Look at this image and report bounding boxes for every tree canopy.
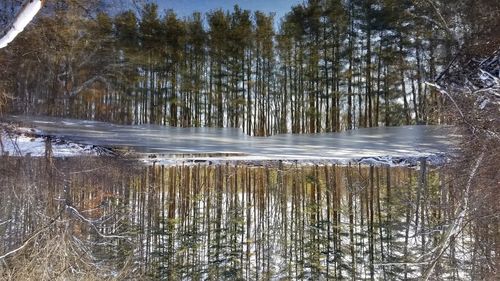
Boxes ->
[0,0,498,135]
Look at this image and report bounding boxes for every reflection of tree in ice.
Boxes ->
[0,158,492,279]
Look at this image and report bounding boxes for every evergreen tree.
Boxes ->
[1,0,492,134]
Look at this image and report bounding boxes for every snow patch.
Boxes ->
[0,129,98,157]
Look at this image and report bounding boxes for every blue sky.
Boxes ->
[155,0,302,21]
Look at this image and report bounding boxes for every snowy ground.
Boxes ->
[1,115,458,166]
[0,124,98,157]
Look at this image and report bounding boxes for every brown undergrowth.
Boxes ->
[427,48,500,280]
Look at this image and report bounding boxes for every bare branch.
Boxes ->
[426,82,465,119]
[423,0,451,34]
[65,205,132,241]
[69,75,111,97]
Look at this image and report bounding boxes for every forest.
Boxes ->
[0,0,496,135]
[0,0,499,280]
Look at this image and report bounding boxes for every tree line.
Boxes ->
[0,0,496,135]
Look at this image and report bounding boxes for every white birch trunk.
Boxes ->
[0,0,43,49]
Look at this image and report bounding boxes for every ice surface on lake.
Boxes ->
[2,115,457,163]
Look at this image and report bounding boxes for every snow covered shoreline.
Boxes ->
[0,124,100,157]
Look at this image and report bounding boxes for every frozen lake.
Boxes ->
[2,115,457,163]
